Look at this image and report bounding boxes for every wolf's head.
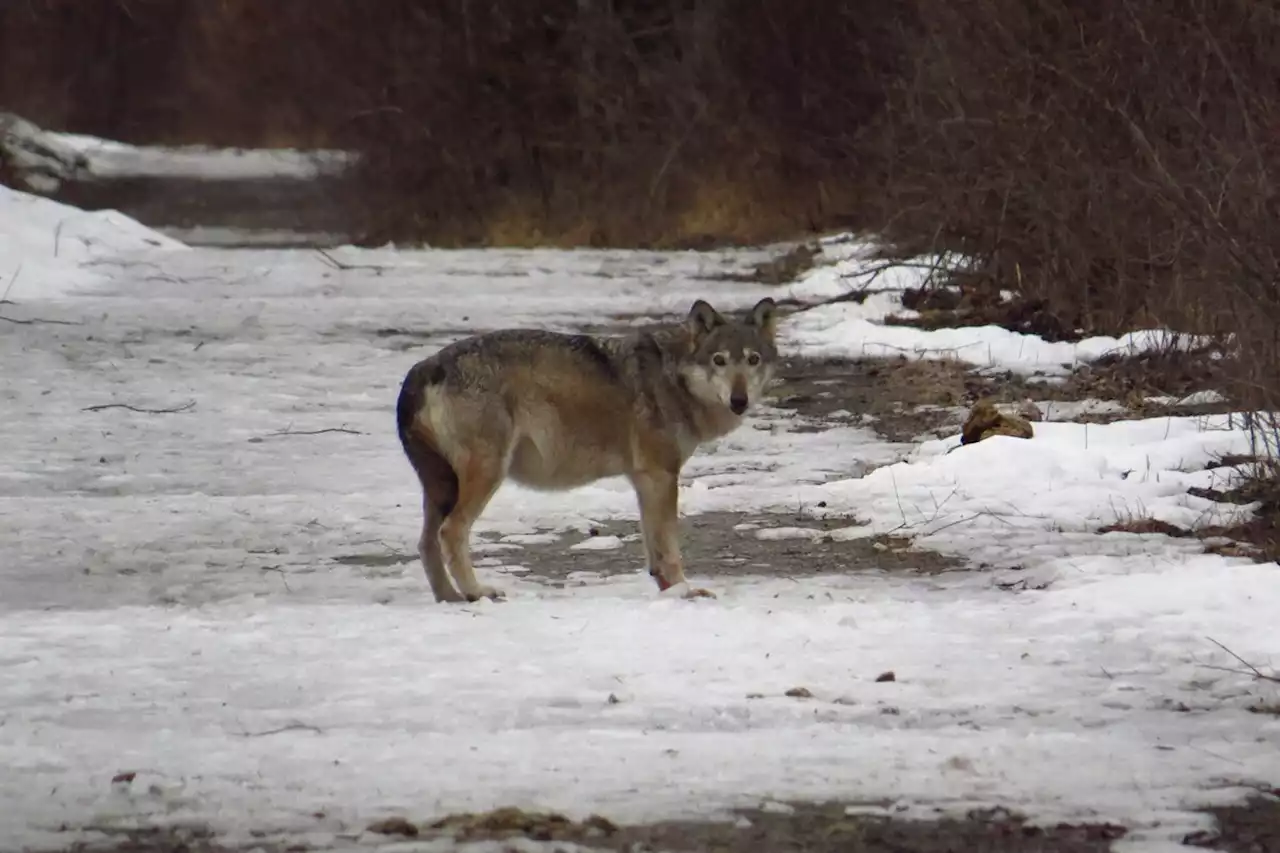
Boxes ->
[680,297,778,417]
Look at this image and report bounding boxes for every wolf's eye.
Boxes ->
[712,353,728,367]
[746,352,761,366]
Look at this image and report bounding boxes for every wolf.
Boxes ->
[395,297,779,603]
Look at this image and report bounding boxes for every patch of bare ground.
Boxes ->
[710,241,823,285]
[1188,470,1280,564]
[773,344,1234,447]
[888,284,1083,343]
[334,514,960,587]
[772,356,977,442]
[1057,347,1234,420]
[356,803,1129,853]
[486,511,960,586]
[1183,790,1280,853]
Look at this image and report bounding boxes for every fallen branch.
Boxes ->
[82,401,196,414]
[258,426,365,438]
[315,248,386,273]
[238,722,323,738]
[2,261,21,302]
[0,314,82,326]
[1205,637,1280,683]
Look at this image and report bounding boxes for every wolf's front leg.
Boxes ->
[631,469,716,600]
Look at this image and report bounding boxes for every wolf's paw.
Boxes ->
[464,584,505,602]
[659,581,717,600]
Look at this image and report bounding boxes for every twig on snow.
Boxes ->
[315,248,386,273]
[257,426,366,439]
[238,722,323,738]
[82,401,196,414]
[0,314,82,326]
[2,261,21,303]
[1205,637,1280,683]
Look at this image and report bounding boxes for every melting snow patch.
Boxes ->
[754,526,826,541]
[570,535,625,551]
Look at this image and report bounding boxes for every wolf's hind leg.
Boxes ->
[438,452,507,602]
[421,495,464,603]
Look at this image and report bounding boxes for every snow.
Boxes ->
[1,209,1277,852]
[0,112,91,192]
[50,130,354,180]
[783,298,1208,375]
[780,247,1213,374]
[0,184,185,300]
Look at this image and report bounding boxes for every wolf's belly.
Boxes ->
[506,429,630,491]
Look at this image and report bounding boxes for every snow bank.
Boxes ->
[780,239,1212,374]
[783,299,1205,374]
[52,130,354,181]
[0,184,185,300]
[0,112,90,192]
[800,414,1262,572]
[2,112,353,185]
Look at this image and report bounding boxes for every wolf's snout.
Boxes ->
[729,393,748,415]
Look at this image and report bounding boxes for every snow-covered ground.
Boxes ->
[1,188,1277,852]
[783,238,1216,375]
[2,112,351,189]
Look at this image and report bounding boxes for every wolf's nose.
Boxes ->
[729,393,748,415]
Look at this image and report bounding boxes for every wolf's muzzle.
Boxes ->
[729,393,748,415]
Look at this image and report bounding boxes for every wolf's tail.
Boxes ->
[396,362,459,517]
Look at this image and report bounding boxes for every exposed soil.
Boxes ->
[771,346,1236,446]
[1183,791,1280,852]
[502,512,961,583]
[45,795,1280,853]
[771,356,974,442]
[45,803,1133,852]
[335,511,961,588]
[358,803,1130,853]
[1190,474,1280,564]
[890,284,1082,343]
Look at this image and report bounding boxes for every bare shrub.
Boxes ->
[862,0,1279,337]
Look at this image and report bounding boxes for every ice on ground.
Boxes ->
[0,215,1276,852]
[0,184,186,300]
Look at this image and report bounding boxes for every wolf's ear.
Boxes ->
[686,300,725,338]
[749,297,778,340]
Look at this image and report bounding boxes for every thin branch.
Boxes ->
[258,426,365,438]
[1206,637,1280,683]
[315,248,386,273]
[0,314,82,326]
[82,401,196,414]
[237,722,323,738]
[1,262,21,303]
